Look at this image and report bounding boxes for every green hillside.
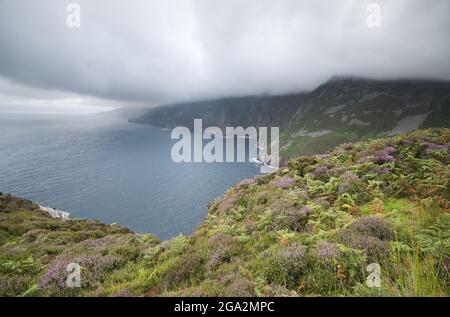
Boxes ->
[131,77,450,161]
[1,128,449,297]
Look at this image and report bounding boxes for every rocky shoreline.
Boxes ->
[38,205,71,220]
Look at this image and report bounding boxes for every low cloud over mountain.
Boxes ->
[0,0,450,108]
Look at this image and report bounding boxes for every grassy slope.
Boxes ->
[0,128,449,297]
[280,96,436,159]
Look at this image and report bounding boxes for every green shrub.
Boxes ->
[338,216,393,259]
[263,243,306,288]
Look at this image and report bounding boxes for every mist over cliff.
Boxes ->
[131,77,450,159]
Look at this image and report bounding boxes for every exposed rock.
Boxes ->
[39,206,71,220]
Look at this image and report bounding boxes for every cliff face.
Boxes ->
[131,77,450,159]
[131,93,308,131]
[1,128,449,297]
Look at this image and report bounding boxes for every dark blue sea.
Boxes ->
[0,112,259,239]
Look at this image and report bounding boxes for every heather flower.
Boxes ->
[207,252,223,269]
[357,152,374,164]
[225,278,255,297]
[337,171,359,195]
[347,216,393,240]
[0,275,30,297]
[280,204,311,232]
[280,243,306,262]
[419,140,450,162]
[337,171,374,203]
[314,198,331,209]
[373,152,395,164]
[313,165,331,181]
[340,171,359,181]
[221,272,255,297]
[315,242,340,261]
[215,194,238,215]
[423,142,447,150]
[275,175,295,189]
[268,243,307,287]
[373,147,396,164]
[383,146,396,155]
[338,216,393,258]
[236,178,255,189]
[299,205,312,216]
[39,255,118,292]
[162,252,203,288]
[207,233,238,269]
[314,165,329,174]
[375,167,392,175]
[39,259,69,291]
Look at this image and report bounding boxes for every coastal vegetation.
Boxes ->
[0,128,449,297]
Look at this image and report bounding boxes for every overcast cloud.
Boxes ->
[0,0,449,109]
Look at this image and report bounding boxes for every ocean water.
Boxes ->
[0,112,259,239]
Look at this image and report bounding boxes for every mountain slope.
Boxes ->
[131,93,308,131]
[131,77,450,160]
[1,128,449,297]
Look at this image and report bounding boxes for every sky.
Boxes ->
[0,0,449,111]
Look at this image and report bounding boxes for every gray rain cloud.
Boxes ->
[0,0,450,107]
